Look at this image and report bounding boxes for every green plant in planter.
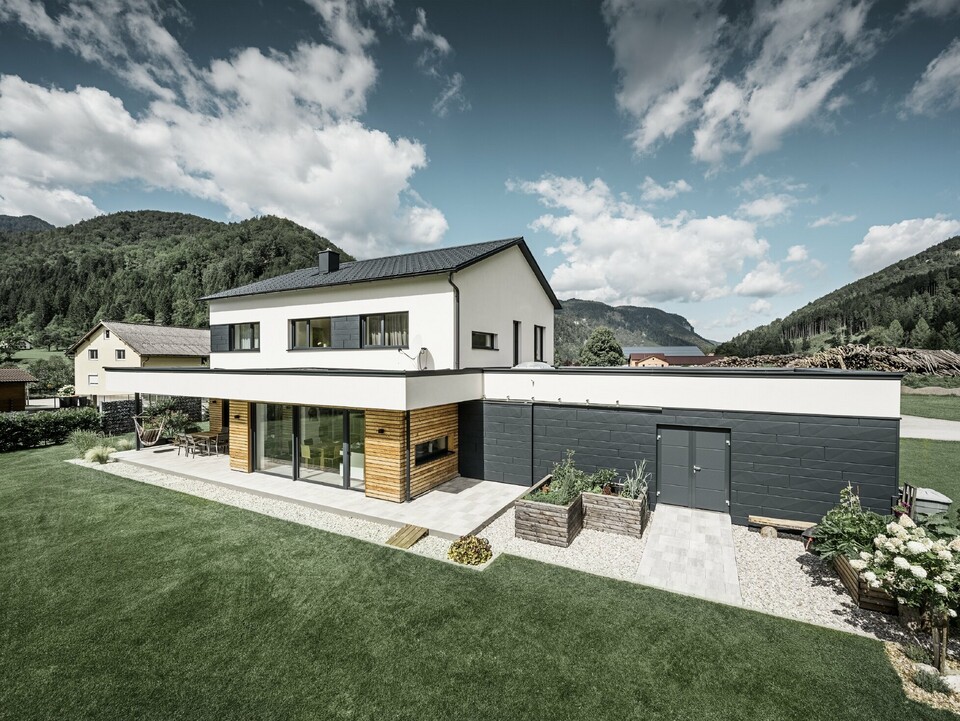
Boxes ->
[621,459,651,500]
[585,467,619,494]
[527,450,587,506]
[813,484,889,562]
[448,535,493,565]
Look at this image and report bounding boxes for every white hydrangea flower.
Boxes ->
[860,551,873,561]
[899,514,916,528]
[849,559,867,570]
[874,551,886,563]
[869,580,882,589]
[910,566,928,579]
[938,550,952,561]
[950,609,957,618]
[942,572,954,582]
[906,541,926,555]
[887,522,902,536]
[935,583,948,595]
[948,537,960,552]
[894,556,911,570]
[864,571,878,583]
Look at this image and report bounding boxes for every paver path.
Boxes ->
[900,414,960,442]
[635,504,742,605]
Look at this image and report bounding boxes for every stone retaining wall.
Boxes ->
[582,492,649,538]
[514,474,583,548]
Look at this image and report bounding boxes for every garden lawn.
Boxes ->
[901,394,960,422]
[1,446,952,721]
[901,437,960,502]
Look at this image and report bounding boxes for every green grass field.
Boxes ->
[901,394,960,422]
[0,444,951,721]
[901,437,960,502]
[11,348,66,363]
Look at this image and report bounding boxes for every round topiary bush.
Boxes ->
[84,446,117,464]
[447,535,493,566]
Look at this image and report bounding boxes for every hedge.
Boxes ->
[0,408,101,453]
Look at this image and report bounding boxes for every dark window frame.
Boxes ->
[289,316,334,350]
[115,349,126,360]
[534,325,546,363]
[414,435,451,466]
[361,312,409,349]
[228,322,261,352]
[88,349,98,360]
[472,331,498,351]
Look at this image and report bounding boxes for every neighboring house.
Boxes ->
[105,236,901,526]
[0,368,37,412]
[629,353,721,367]
[68,321,209,403]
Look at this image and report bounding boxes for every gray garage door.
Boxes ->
[658,427,730,513]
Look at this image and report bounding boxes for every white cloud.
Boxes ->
[904,0,960,18]
[850,215,960,274]
[509,174,774,305]
[602,0,726,154]
[0,0,449,256]
[737,194,796,222]
[0,175,101,225]
[810,212,857,228]
[903,38,960,117]
[733,260,800,297]
[409,7,468,117]
[639,176,692,202]
[749,299,772,314]
[785,245,808,262]
[603,0,877,166]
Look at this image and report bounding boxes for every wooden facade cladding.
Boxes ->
[0,383,27,412]
[228,400,252,472]
[364,409,406,502]
[209,399,223,434]
[409,403,459,499]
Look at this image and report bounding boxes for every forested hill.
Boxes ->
[555,298,714,365]
[717,235,960,357]
[0,214,54,233]
[0,211,350,345]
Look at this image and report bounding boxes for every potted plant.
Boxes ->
[581,460,652,538]
[514,450,588,547]
[855,513,960,671]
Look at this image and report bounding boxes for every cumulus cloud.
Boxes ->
[603,0,878,166]
[811,212,857,228]
[850,215,960,274]
[0,175,101,225]
[508,174,780,305]
[903,0,960,18]
[785,245,808,262]
[737,194,796,222]
[749,299,772,314]
[733,260,800,297]
[902,38,960,117]
[410,7,468,117]
[639,176,692,202]
[0,0,449,255]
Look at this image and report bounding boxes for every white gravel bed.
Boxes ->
[733,525,960,649]
[476,508,648,582]
[67,459,454,563]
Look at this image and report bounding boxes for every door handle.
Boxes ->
[693,465,702,472]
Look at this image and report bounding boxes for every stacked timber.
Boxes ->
[706,344,960,376]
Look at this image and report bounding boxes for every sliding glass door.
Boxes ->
[254,403,365,489]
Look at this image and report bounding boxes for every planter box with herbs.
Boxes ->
[581,461,652,539]
[514,473,583,548]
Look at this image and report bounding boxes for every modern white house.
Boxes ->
[105,236,902,526]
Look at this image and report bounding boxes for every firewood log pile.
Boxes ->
[705,344,960,375]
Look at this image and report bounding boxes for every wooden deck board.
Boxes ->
[386,524,428,549]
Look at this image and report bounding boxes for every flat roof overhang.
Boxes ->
[103,367,485,411]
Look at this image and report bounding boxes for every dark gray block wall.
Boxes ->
[331,315,361,349]
[209,324,230,353]
[458,400,899,526]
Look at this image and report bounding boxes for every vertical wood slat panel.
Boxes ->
[228,400,252,472]
[364,409,406,502]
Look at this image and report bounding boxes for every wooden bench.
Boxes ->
[747,515,816,533]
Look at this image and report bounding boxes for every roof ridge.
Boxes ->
[341,236,521,266]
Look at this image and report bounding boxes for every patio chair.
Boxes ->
[173,433,189,456]
[184,435,205,458]
[206,431,229,456]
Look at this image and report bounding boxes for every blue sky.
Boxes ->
[0,0,958,339]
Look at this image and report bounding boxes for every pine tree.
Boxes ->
[888,319,905,347]
[578,326,625,367]
[942,321,960,352]
[910,318,932,349]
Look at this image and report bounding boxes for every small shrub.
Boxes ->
[84,446,117,464]
[108,437,134,452]
[448,535,493,565]
[914,668,951,694]
[69,429,104,457]
[903,642,932,665]
[0,407,101,453]
[621,459,651,500]
[527,450,587,505]
[813,484,889,561]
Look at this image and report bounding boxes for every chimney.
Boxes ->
[318,250,340,274]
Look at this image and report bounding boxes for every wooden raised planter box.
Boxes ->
[582,491,650,538]
[834,554,897,615]
[514,474,583,548]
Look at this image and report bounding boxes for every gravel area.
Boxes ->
[476,508,649,581]
[68,459,455,563]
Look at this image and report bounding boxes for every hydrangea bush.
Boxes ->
[853,513,960,619]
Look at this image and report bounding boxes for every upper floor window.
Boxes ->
[88,349,98,360]
[362,312,408,348]
[115,349,126,360]
[291,317,332,349]
[534,325,546,363]
[104,329,110,339]
[472,331,498,350]
[229,322,260,351]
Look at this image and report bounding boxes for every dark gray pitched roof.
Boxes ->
[0,368,37,383]
[201,237,562,308]
[68,322,210,357]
